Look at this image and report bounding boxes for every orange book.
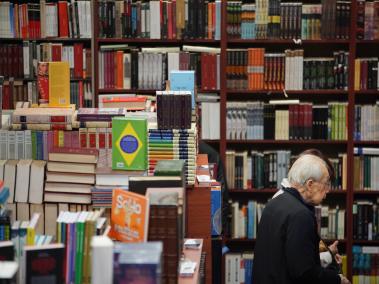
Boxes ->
[208,3,213,39]
[58,1,69,38]
[109,189,149,243]
[116,51,124,89]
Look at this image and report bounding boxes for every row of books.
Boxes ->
[354,148,379,191]
[227,0,351,40]
[226,102,348,141]
[200,101,220,140]
[353,201,379,240]
[315,205,346,240]
[226,150,347,191]
[148,125,197,185]
[352,246,379,282]
[98,45,220,91]
[225,252,254,284]
[354,58,379,91]
[98,0,221,40]
[0,0,92,39]
[22,41,92,79]
[230,200,265,239]
[354,104,379,141]
[2,80,93,110]
[226,49,349,91]
[356,0,379,40]
[226,150,290,190]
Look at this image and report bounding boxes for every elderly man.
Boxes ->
[253,154,350,284]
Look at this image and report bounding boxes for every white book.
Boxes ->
[15,160,32,203]
[44,203,58,238]
[86,1,92,38]
[4,160,18,203]
[24,130,32,159]
[123,53,131,89]
[15,131,25,159]
[7,131,16,159]
[91,236,114,284]
[23,41,30,78]
[183,45,221,54]
[149,1,161,39]
[30,204,44,235]
[0,160,6,180]
[0,130,8,160]
[167,52,180,76]
[28,160,46,204]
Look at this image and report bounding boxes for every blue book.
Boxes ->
[169,71,195,109]
[247,201,254,239]
[215,1,221,40]
[211,185,222,236]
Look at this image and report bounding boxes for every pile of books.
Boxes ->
[148,123,197,185]
[45,148,98,205]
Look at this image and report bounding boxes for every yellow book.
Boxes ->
[352,275,359,284]
[26,213,41,245]
[49,61,70,107]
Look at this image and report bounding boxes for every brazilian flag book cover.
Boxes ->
[112,117,148,170]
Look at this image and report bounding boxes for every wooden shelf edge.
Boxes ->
[98,89,219,94]
[0,37,91,42]
[353,240,379,245]
[227,39,350,44]
[353,190,379,195]
[226,90,348,95]
[96,38,220,44]
[226,140,348,145]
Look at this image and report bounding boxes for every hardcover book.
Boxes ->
[112,117,147,170]
[49,62,70,107]
[24,244,64,284]
[170,70,196,109]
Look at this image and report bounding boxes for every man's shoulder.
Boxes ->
[268,191,311,215]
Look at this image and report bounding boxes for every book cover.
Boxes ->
[37,62,49,105]
[49,62,70,107]
[24,244,64,284]
[109,189,149,243]
[112,117,147,170]
[170,70,195,109]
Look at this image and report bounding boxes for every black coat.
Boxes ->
[252,188,341,284]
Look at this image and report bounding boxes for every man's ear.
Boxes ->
[305,179,313,190]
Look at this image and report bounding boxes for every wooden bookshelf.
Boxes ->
[96,38,220,44]
[225,140,348,145]
[227,39,350,45]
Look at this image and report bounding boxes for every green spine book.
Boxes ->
[112,117,148,170]
[154,160,185,177]
[31,131,37,160]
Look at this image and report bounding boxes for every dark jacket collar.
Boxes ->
[282,187,315,214]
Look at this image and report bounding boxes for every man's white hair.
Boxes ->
[288,154,327,186]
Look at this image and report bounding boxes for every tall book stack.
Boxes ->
[45,148,98,205]
[148,123,197,185]
[147,187,184,283]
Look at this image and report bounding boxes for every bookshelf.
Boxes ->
[0,2,94,109]
[1,0,379,283]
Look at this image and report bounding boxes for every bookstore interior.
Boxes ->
[1,0,379,283]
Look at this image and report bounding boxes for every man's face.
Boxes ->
[305,167,331,205]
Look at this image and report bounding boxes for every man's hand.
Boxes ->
[339,275,351,284]
[329,240,339,255]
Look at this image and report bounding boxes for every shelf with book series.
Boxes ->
[0,38,91,43]
[229,189,347,195]
[226,238,348,244]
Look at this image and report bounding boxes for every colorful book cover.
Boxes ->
[170,70,195,109]
[112,117,147,170]
[37,62,49,105]
[109,189,149,243]
[49,62,70,107]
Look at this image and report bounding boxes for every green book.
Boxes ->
[154,160,185,177]
[31,131,37,160]
[112,117,148,170]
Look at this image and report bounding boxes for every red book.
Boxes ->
[53,130,59,147]
[209,53,217,90]
[74,43,83,78]
[172,0,177,39]
[201,53,209,90]
[2,85,10,110]
[49,147,99,156]
[58,1,69,38]
[98,130,106,149]
[37,62,49,104]
[64,131,72,148]
[71,131,80,148]
[288,104,294,139]
[167,1,173,39]
[51,44,62,62]
[79,129,87,148]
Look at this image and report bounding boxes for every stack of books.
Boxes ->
[45,148,98,205]
[148,123,197,185]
